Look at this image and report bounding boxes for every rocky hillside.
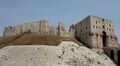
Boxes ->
[0,33,80,48]
[0,41,116,66]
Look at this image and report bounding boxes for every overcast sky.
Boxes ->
[0,0,120,43]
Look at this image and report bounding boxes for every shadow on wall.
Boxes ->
[75,36,92,49]
[102,31,107,47]
[103,48,120,66]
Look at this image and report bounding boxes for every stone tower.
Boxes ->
[39,20,49,35]
[58,22,65,36]
[75,15,118,48]
[3,26,15,37]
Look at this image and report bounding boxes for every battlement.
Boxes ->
[3,20,71,37]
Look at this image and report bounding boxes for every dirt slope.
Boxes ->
[0,33,80,48]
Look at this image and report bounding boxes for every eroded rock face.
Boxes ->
[0,42,116,66]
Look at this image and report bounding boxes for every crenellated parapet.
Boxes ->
[3,20,70,37]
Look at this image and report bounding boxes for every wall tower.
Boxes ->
[75,15,118,48]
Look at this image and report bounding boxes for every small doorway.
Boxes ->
[117,50,120,66]
[102,31,107,47]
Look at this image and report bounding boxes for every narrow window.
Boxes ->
[102,19,105,22]
[111,36,113,39]
[96,21,97,24]
[93,25,95,28]
[96,26,98,29]
[103,25,105,29]
[86,26,88,30]
[99,27,101,29]
[96,34,99,36]
[107,28,108,30]
[109,24,111,27]
[109,29,111,31]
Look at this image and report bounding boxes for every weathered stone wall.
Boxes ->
[39,21,50,35]
[3,26,15,37]
[75,15,118,48]
[15,22,40,35]
[49,26,58,36]
[58,22,66,36]
[75,16,91,47]
[3,20,69,37]
[90,16,118,48]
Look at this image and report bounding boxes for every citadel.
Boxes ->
[3,15,120,64]
[3,15,118,48]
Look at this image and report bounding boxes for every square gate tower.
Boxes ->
[75,15,118,48]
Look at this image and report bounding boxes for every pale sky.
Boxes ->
[0,0,120,43]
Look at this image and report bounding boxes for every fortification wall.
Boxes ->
[3,21,71,37]
[90,16,118,48]
[3,26,15,37]
[49,26,58,36]
[15,22,41,35]
[75,15,118,48]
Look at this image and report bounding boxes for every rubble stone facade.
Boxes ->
[75,15,118,48]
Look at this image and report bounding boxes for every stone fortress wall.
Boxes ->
[3,15,119,49]
[74,15,118,48]
[3,20,71,37]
